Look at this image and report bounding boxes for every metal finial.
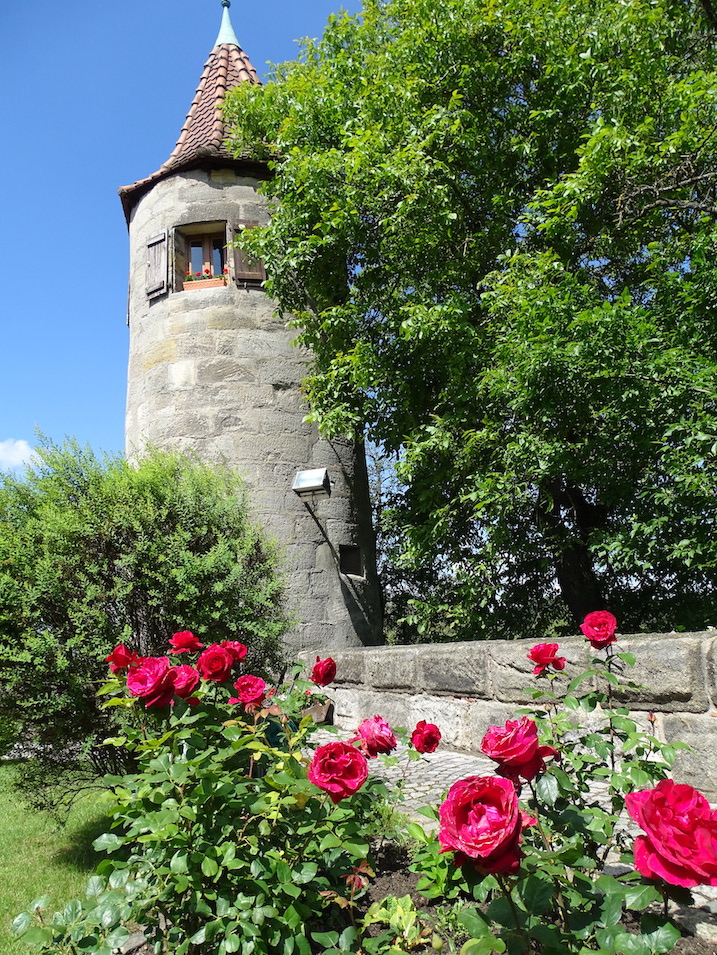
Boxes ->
[215,0,240,45]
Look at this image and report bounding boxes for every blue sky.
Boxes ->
[0,0,359,469]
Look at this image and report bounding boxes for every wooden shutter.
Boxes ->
[232,222,266,284]
[146,231,168,297]
[171,228,187,292]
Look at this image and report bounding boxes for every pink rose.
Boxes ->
[169,631,204,653]
[308,741,369,803]
[527,643,566,675]
[106,643,142,674]
[580,610,618,649]
[311,656,337,686]
[229,674,267,711]
[220,640,248,662]
[197,644,235,682]
[353,715,397,758]
[411,720,442,754]
[481,717,558,782]
[626,780,717,888]
[126,656,176,708]
[172,665,200,700]
[439,775,535,875]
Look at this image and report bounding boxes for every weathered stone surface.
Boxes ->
[417,643,490,698]
[488,636,589,704]
[664,712,717,801]
[616,634,708,712]
[364,647,418,690]
[706,635,717,707]
[332,687,410,730]
[405,695,473,750]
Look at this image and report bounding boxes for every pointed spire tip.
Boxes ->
[215,0,240,47]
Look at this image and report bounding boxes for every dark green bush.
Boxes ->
[0,438,290,804]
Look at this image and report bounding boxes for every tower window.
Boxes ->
[339,545,364,578]
[188,233,226,278]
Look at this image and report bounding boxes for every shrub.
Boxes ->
[0,438,289,805]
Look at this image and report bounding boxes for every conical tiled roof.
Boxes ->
[119,2,262,223]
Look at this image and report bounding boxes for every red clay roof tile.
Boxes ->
[119,38,260,223]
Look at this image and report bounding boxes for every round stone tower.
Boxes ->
[119,2,382,652]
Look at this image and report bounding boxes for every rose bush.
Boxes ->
[308,740,370,803]
[168,630,204,653]
[229,673,268,710]
[527,642,566,675]
[354,715,398,758]
[196,643,235,682]
[14,612,708,955]
[580,609,618,648]
[410,720,441,754]
[311,655,337,686]
[438,775,534,875]
[626,779,717,888]
[480,716,558,782]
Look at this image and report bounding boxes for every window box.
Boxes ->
[182,276,228,291]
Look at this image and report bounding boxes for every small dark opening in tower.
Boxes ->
[339,545,363,577]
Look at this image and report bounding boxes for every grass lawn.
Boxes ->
[0,762,113,954]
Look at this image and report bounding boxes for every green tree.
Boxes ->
[225,0,717,639]
[0,439,289,799]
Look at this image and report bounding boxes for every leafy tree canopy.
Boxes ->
[225,0,717,639]
[0,439,289,798]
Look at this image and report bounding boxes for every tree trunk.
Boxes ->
[536,480,606,626]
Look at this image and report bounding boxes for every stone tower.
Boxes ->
[119,1,382,652]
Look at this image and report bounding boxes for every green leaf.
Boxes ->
[518,875,554,915]
[93,832,123,853]
[10,912,32,937]
[624,883,662,910]
[202,856,220,878]
[535,772,559,805]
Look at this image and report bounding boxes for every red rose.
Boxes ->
[626,780,717,888]
[411,720,442,754]
[168,630,204,654]
[197,644,235,682]
[438,775,535,875]
[527,642,566,676]
[580,610,618,649]
[307,741,369,803]
[311,656,337,686]
[229,674,267,711]
[481,717,558,782]
[353,715,397,758]
[106,643,141,674]
[126,656,176,708]
[220,640,247,662]
[172,665,200,700]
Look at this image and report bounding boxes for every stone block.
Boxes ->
[417,643,490,698]
[616,634,708,712]
[706,635,717,707]
[663,712,717,801]
[330,650,368,685]
[489,637,588,704]
[364,647,418,690]
[406,694,472,750]
[466,701,523,753]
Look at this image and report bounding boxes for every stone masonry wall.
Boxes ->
[304,632,717,800]
[125,168,382,651]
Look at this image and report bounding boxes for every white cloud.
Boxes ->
[0,438,36,469]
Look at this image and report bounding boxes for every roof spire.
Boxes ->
[215,0,240,47]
